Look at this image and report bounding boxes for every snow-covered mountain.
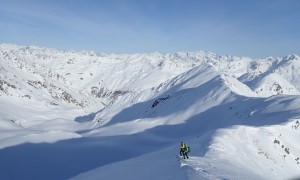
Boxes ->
[0,44,300,180]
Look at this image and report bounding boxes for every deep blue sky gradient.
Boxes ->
[0,0,300,58]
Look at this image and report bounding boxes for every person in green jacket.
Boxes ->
[179,142,190,159]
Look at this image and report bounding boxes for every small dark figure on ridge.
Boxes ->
[179,142,190,159]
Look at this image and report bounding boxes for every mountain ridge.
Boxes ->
[1,44,300,179]
[1,43,300,104]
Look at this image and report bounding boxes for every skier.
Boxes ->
[179,142,190,159]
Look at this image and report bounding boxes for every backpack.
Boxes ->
[184,145,190,153]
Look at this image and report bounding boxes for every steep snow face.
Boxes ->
[207,120,300,179]
[89,64,232,131]
[238,55,300,96]
[252,73,300,97]
[275,55,300,90]
[1,44,300,180]
[72,65,300,180]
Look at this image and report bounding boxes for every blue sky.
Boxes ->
[0,0,300,58]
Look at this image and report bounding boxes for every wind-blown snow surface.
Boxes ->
[1,44,300,180]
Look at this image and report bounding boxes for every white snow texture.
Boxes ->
[0,44,300,180]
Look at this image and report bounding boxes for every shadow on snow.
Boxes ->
[1,82,300,180]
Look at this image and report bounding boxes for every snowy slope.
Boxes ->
[72,65,300,180]
[0,44,300,180]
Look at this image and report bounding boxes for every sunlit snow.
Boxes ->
[1,44,300,180]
